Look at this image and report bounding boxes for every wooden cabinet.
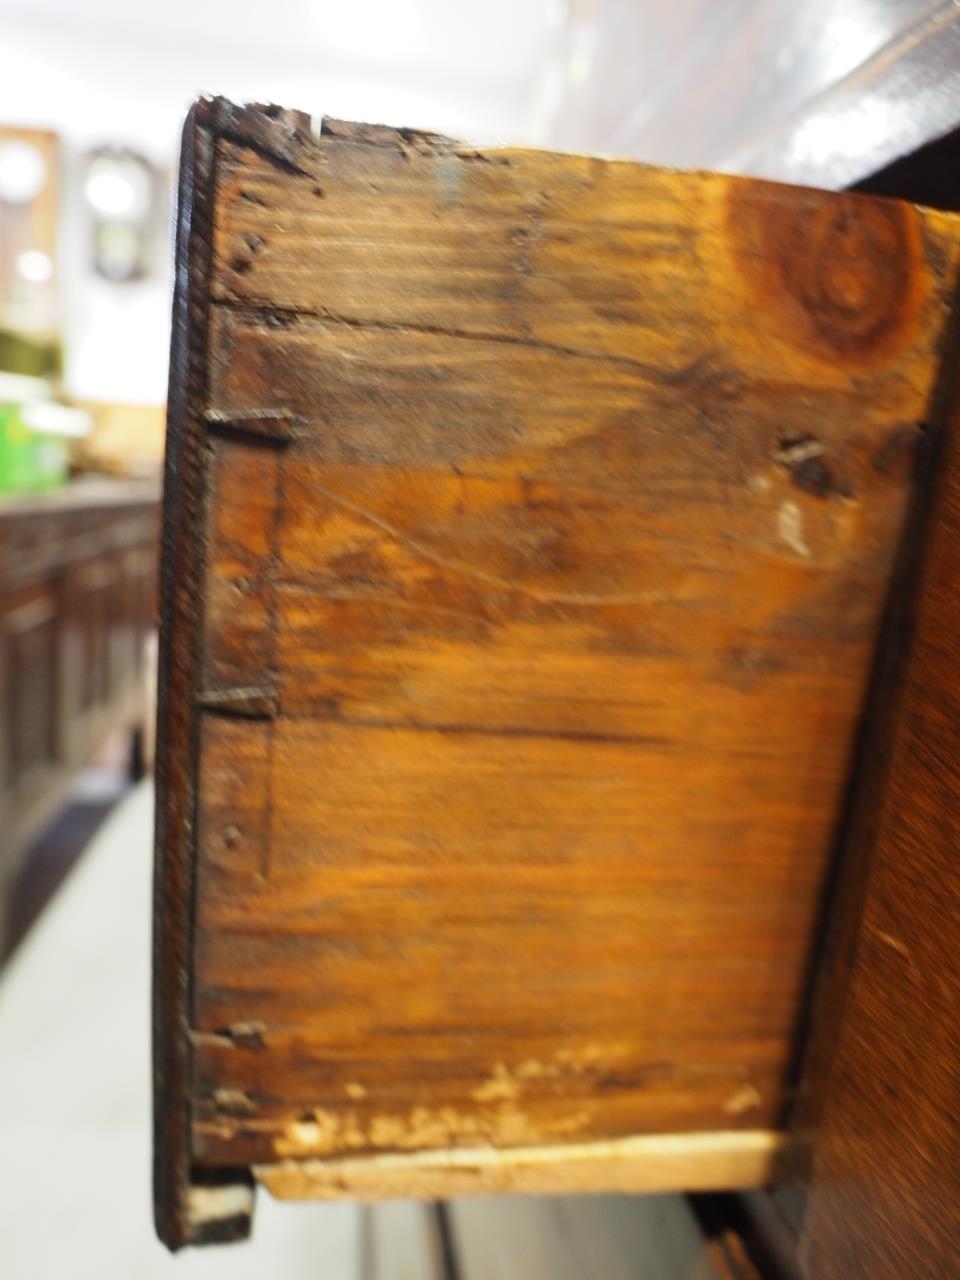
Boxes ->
[151,100,960,1262]
[0,481,158,942]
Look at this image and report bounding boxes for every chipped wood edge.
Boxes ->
[154,97,309,1253]
[152,97,217,1254]
[183,1172,256,1246]
[255,1129,785,1202]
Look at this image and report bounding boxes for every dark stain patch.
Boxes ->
[727,185,921,365]
[593,1062,677,1092]
[728,645,788,675]
[775,434,840,498]
[792,453,834,497]
[230,253,253,274]
[719,644,789,692]
[873,422,922,478]
[922,224,949,284]
[451,147,514,166]
[218,98,318,178]
[244,232,265,254]
[772,579,875,644]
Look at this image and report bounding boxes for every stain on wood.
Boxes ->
[153,98,960,1247]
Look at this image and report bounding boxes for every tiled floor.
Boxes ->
[0,780,361,1280]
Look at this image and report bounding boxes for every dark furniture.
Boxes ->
[0,479,158,953]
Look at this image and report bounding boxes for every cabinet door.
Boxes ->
[61,555,118,761]
[0,578,62,838]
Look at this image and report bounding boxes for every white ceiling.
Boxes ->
[0,0,571,157]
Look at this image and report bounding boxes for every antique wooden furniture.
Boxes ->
[1,479,157,953]
[154,99,960,1265]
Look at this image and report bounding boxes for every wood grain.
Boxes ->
[154,100,960,1241]
[796,266,960,1280]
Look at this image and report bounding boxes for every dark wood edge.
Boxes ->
[854,124,960,213]
[689,1192,805,1280]
[789,250,960,1276]
[151,97,227,1250]
[779,216,960,1201]
[152,96,316,1252]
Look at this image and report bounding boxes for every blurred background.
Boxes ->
[1,2,959,1277]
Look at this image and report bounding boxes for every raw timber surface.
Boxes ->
[154,101,960,1237]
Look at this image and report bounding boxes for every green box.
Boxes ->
[0,401,68,492]
[0,376,90,494]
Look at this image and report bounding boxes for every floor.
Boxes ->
[0,774,735,1280]
[1,762,129,966]
[0,780,361,1280]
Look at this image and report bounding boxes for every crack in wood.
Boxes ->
[209,295,726,387]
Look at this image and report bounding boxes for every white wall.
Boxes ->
[0,0,571,404]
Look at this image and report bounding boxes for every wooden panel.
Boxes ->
[74,558,116,713]
[795,274,960,1277]
[153,100,960,1246]
[1,581,60,794]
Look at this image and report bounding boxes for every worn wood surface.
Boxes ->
[795,273,960,1280]
[154,99,960,1245]
[153,99,231,1250]
[256,1131,783,1202]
